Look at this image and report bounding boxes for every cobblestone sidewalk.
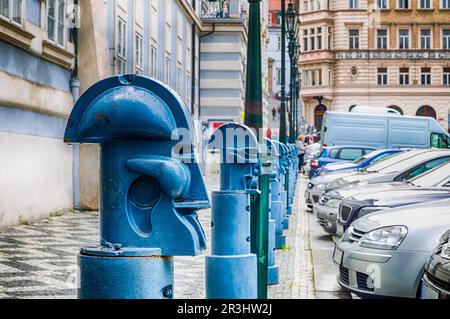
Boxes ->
[0,174,316,299]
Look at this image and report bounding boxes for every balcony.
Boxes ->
[299,10,333,25]
[334,50,450,60]
[201,0,247,21]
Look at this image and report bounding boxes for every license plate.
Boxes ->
[336,224,344,236]
[333,247,344,265]
[420,280,440,299]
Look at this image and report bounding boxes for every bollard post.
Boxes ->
[64,75,209,299]
[206,123,259,299]
[264,139,280,285]
[271,140,288,249]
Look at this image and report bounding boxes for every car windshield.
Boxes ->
[409,162,450,187]
[379,152,443,174]
[365,151,422,172]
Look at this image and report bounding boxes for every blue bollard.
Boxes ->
[264,139,280,285]
[271,140,288,248]
[64,75,209,299]
[206,123,258,299]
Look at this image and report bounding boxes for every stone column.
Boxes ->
[77,0,111,210]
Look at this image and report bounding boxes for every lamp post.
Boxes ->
[279,0,287,144]
[286,2,298,143]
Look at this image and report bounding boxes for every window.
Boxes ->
[377,68,388,85]
[419,0,432,9]
[338,148,364,161]
[150,45,157,78]
[277,36,282,50]
[420,29,431,49]
[377,29,388,49]
[303,29,308,51]
[47,0,66,46]
[399,67,409,85]
[317,27,322,50]
[443,29,450,49]
[349,0,359,9]
[442,0,450,9]
[398,157,450,180]
[377,0,388,9]
[0,0,23,25]
[443,67,450,85]
[398,0,410,9]
[177,66,183,95]
[388,105,404,115]
[275,11,282,25]
[135,33,143,74]
[431,134,450,149]
[310,28,315,51]
[164,56,171,84]
[276,68,281,84]
[421,67,431,85]
[349,29,359,49]
[303,1,308,12]
[417,105,437,118]
[186,73,192,105]
[328,26,332,49]
[117,17,127,74]
[399,29,409,49]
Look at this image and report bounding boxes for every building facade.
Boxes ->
[299,0,450,131]
[0,0,77,226]
[267,0,292,132]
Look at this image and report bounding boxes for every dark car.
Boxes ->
[421,230,450,299]
[336,187,450,236]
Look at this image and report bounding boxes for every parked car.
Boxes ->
[305,149,423,211]
[317,161,450,235]
[421,229,450,299]
[321,111,450,149]
[327,149,450,191]
[316,149,403,176]
[334,198,450,299]
[302,143,321,177]
[308,146,376,178]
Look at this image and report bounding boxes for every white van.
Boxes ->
[321,111,450,149]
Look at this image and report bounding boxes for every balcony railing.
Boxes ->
[335,50,450,60]
[201,0,247,20]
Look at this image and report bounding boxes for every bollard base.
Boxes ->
[283,217,289,230]
[78,248,173,299]
[206,254,257,299]
[268,265,280,285]
[287,205,293,215]
[275,235,286,249]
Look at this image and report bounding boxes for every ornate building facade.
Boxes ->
[299,0,450,131]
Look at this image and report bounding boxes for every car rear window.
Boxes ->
[366,150,424,172]
[339,148,364,161]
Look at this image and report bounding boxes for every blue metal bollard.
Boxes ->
[271,140,288,248]
[206,123,258,299]
[64,75,209,299]
[264,138,280,285]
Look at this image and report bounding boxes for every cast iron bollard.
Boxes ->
[206,123,259,299]
[271,140,288,248]
[64,75,209,299]
[264,138,280,285]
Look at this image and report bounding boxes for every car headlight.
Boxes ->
[315,183,327,191]
[325,198,342,209]
[442,241,450,259]
[358,206,391,217]
[359,226,408,250]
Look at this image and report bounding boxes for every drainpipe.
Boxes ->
[70,0,80,210]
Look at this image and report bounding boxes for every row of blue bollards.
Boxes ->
[205,123,299,299]
[64,75,299,299]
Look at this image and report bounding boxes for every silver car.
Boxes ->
[334,198,450,298]
[318,161,450,236]
[306,149,427,212]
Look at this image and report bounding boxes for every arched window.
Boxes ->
[349,105,357,112]
[416,106,436,119]
[388,105,404,115]
[314,104,328,131]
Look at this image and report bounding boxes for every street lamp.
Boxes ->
[286,2,297,38]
